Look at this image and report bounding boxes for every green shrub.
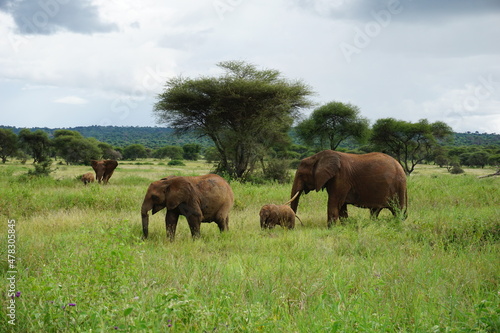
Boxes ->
[449,164,464,174]
[27,160,55,177]
[168,160,186,166]
[262,159,292,184]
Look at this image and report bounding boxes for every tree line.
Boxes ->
[1,123,498,179]
[0,128,204,172]
[152,61,499,178]
[1,61,499,180]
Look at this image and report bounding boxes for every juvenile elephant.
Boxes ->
[91,160,118,184]
[290,150,407,227]
[259,192,301,230]
[260,204,297,229]
[141,174,234,241]
[80,172,95,185]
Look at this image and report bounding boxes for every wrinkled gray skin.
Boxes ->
[259,204,296,229]
[141,174,234,241]
[290,150,407,227]
[91,160,118,184]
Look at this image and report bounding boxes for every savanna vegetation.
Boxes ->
[0,160,499,332]
[1,60,499,331]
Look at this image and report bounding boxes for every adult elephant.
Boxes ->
[91,160,118,184]
[290,150,407,227]
[141,174,234,241]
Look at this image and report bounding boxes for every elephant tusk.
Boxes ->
[283,191,300,206]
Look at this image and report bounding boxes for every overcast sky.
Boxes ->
[1,0,499,133]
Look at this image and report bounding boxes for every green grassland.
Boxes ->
[1,161,499,332]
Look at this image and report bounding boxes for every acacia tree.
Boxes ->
[123,144,148,160]
[0,128,18,163]
[53,130,101,164]
[370,118,453,175]
[296,101,370,150]
[18,129,51,163]
[154,61,313,179]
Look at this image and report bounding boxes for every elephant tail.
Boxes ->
[295,214,304,226]
[403,187,408,220]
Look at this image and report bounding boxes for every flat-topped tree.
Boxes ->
[153,60,313,180]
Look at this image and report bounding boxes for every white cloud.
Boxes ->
[0,0,498,132]
[54,96,88,105]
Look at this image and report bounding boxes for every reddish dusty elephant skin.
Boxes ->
[290,150,407,227]
[259,204,296,230]
[141,174,234,241]
[80,172,95,185]
[91,160,118,184]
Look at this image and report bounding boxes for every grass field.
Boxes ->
[1,160,499,332]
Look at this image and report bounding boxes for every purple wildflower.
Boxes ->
[68,303,76,307]
[15,291,21,297]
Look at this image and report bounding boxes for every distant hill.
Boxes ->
[453,132,500,146]
[0,125,213,149]
[1,125,499,149]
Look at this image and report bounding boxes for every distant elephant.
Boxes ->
[141,174,234,241]
[290,150,407,227]
[80,172,95,185]
[91,160,118,184]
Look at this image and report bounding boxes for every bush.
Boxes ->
[27,160,55,177]
[262,159,292,184]
[168,160,185,166]
[449,164,465,174]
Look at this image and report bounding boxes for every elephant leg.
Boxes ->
[187,216,201,239]
[327,210,337,228]
[327,193,346,228]
[370,208,382,219]
[165,210,179,241]
[216,216,229,232]
[339,204,348,219]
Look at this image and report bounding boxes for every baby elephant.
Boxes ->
[260,192,302,230]
[260,204,297,229]
[81,172,95,185]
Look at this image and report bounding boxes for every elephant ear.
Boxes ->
[164,178,198,211]
[313,151,341,191]
[104,160,118,171]
[91,160,99,171]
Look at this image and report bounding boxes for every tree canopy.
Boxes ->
[370,118,453,174]
[53,130,101,165]
[0,128,18,163]
[154,60,313,179]
[296,101,370,150]
[18,129,51,163]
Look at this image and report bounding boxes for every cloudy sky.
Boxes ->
[1,0,499,133]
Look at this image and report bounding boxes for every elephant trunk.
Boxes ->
[260,215,266,229]
[141,202,151,239]
[290,176,303,213]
